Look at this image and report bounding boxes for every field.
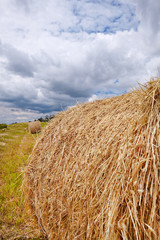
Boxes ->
[0,122,47,239]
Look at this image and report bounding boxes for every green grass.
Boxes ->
[0,122,48,239]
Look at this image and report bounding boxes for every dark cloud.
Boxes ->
[15,0,31,13]
[7,61,34,77]
[0,43,35,77]
[51,81,92,98]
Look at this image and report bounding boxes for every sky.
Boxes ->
[0,0,160,124]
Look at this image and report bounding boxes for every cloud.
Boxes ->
[0,104,53,124]
[0,43,35,77]
[70,0,138,33]
[0,0,160,123]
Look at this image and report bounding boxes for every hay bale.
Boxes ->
[28,121,41,134]
[24,79,160,240]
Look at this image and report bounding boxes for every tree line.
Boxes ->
[37,114,55,122]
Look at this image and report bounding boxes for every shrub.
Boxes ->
[0,123,7,129]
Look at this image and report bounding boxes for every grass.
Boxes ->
[0,122,48,239]
[0,124,7,130]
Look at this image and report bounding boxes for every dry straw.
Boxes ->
[24,79,160,240]
[28,120,41,134]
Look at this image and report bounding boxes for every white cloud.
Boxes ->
[0,0,160,123]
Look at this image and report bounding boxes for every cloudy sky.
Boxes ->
[0,0,160,124]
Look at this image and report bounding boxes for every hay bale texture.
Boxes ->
[28,120,41,134]
[24,79,160,240]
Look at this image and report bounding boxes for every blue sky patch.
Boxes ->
[70,0,139,34]
[114,79,119,84]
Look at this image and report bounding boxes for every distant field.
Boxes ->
[0,122,47,239]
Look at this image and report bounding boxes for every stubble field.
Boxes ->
[0,122,47,240]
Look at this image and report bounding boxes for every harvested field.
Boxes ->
[24,79,160,240]
[0,133,8,136]
[0,122,48,239]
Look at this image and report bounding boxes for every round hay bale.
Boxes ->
[28,121,41,134]
[24,79,160,240]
